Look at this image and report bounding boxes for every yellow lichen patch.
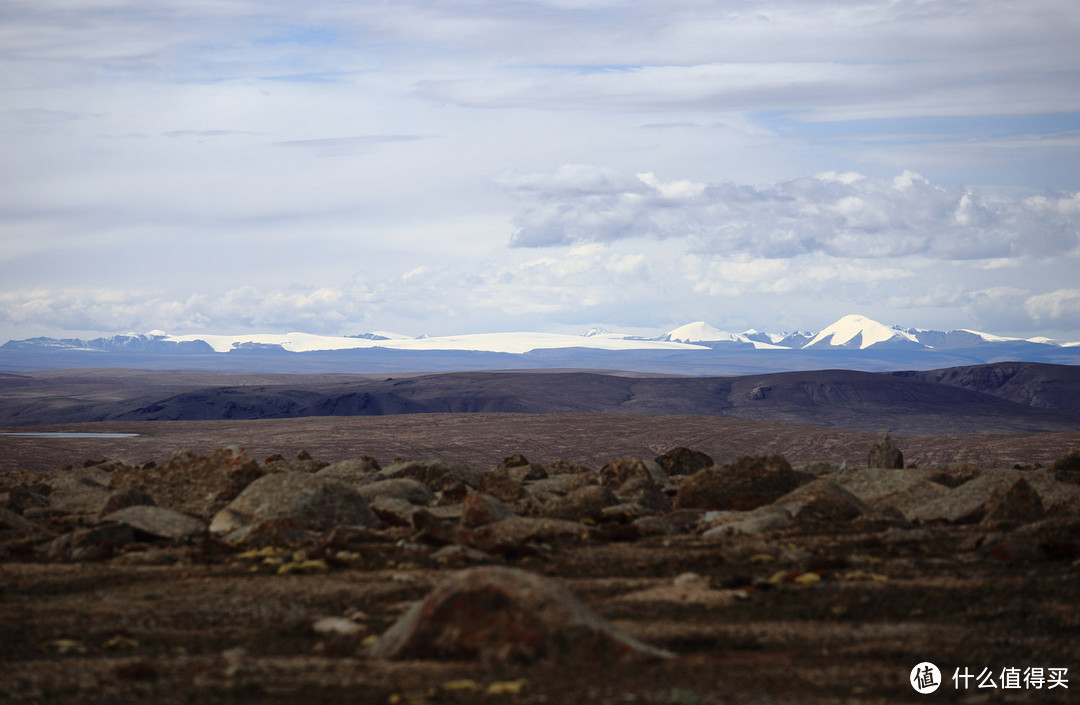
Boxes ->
[486,679,528,695]
[277,559,329,575]
[749,553,775,563]
[103,635,139,650]
[794,572,822,585]
[441,679,484,692]
[237,546,287,560]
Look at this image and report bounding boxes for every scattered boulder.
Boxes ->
[46,524,135,562]
[219,518,316,548]
[316,456,382,485]
[102,505,207,542]
[655,447,714,477]
[1051,448,1080,471]
[982,477,1045,526]
[545,459,592,476]
[379,460,482,491]
[465,517,588,554]
[1,485,48,515]
[477,466,531,504]
[494,454,548,482]
[771,479,869,522]
[97,487,155,521]
[209,473,379,538]
[368,566,672,663]
[675,454,811,511]
[110,447,264,520]
[702,508,793,538]
[543,485,618,522]
[599,458,670,492]
[0,507,46,536]
[612,477,671,514]
[1052,448,1080,485]
[906,470,1033,525]
[46,466,114,514]
[354,479,436,507]
[830,466,947,519]
[461,492,517,528]
[868,431,904,469]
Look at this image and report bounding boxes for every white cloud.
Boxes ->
[1026,288,1080,324]
[504,166,1080,261]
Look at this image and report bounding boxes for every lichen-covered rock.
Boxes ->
[495,454,548,482]
[46,466,115,514]
[982,477,1044,526]
[354,478,436,506]
[465,517,588,554]
[379,460,481,491]
[316,456,382,485]
[542,485,618,521]
[209,473,378,536]
[477,466,530,504]
[110,447,264,520]
[97,486,155,521]
[545,459,592,476]
[45,524,135,561]
[599,457,670,492]
[368,566,672,663]
[461,492,518,528]
[655,447,714,477]
[102,505,207,542]
[868,431,904,469]
[771,478,869,522]
[674,454,811,511]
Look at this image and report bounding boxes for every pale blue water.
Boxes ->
[0,432,141,438]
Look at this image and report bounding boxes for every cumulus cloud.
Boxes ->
[1026,288,1080,325]
[504,166,1080,261]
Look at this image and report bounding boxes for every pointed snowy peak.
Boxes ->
[661,321,745,344]
[582,327,612,337]
[805,315,923,350]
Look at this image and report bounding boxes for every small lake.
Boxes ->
[0,432,142,439]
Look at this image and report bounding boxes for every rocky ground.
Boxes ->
[2,434,1080,704]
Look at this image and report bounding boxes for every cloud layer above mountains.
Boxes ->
[1,0,1079,341]
[505,167,1080,261]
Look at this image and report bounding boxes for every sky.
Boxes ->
[2,0,1079,343]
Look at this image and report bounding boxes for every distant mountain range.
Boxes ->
[2,314,1077,374]
[2,362,1079,435]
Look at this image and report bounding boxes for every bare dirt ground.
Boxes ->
[2,416,1079,704]
[3,413,1079,474]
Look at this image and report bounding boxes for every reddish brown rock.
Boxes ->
[868,431,904,469]
[982,477,1045,526]
[772,478,869,522]
[542,485,618,521]
[655,447,714,476]
[110,447,264,520]
[368,566,672,663]
[599,457,669,491]
[461,492,517,528]
[675,454,811,511]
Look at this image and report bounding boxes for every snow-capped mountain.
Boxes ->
[658,322,786,350]
[2,315,1077,374]
[804,314,922,350]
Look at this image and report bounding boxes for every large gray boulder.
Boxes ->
[209,473,378,536]
[675,454,811,511]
